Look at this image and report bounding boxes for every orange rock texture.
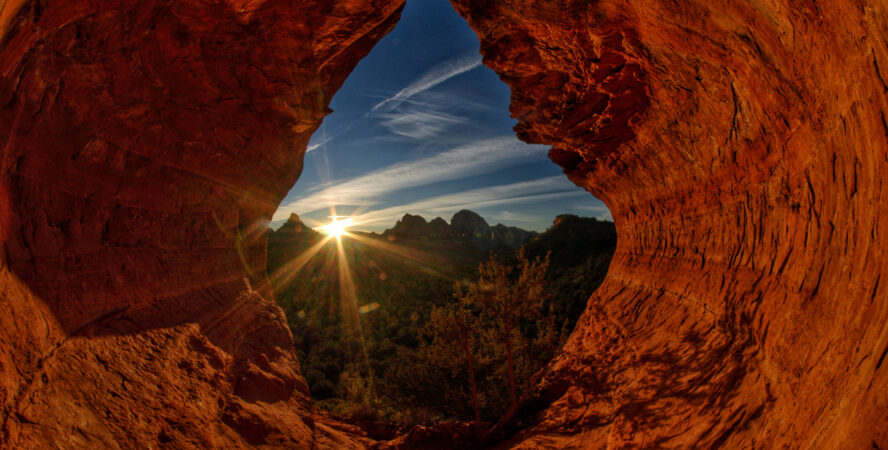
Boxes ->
[1,0,887,448]
[0,0,403,446]
[452,0,888,447]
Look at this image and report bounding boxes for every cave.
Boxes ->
[264,0,616,436]
[1,0,887,448]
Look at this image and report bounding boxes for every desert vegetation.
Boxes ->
[266,212,616,438]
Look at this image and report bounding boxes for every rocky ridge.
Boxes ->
[382,209,537,250]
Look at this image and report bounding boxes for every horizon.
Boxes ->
[271,0,611,233]
[276,208,613,234]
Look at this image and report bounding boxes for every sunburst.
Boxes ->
[317,216,353,238]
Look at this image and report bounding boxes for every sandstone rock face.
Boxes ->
[451,0,888,447]
[1,0,887,448]
[0,0,403,447]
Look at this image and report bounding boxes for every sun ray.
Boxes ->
[347,233,454,278]
[267,235,333,290]
[318,216,353,239]
[271,211,459,402]
[335,234,375,395]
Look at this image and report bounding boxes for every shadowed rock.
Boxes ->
[0,0,886,447]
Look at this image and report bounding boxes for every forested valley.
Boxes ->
[266,210,616,438]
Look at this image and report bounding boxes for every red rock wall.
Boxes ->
[0,0,403,447]
[2,0,887,448]
[451,0,888,447]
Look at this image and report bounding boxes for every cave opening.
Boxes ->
[266,0,616,439]
[3,0,887,446]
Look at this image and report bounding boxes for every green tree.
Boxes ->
[462,248,550,411]
[423,302,483,431]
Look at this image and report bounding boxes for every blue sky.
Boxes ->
[272,0,610,232]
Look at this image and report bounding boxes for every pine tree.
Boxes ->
[458,248,550,412]
[423,300,483,431]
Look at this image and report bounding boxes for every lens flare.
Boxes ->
[358,302,380,314]
[318,217,353,238]
[271,202,460,405]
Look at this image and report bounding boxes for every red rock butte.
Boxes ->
[0,0,886,447]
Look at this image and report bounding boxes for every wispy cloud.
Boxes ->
[349,176,589,226]
[306,136,332,153]
[370,53,483,114]
[373,90,491,140]
[399,90,492,113]
[273,136,546,221]
[304,55,486,152]
[305,120,362,153]
[377,109,467,139]
[489,211,541,224]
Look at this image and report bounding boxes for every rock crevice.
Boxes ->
[452,0,888,447]
[0,0,403,447]
[1,0,887,447]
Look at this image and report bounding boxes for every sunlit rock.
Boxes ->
[0,0,403,446]
[452,0,888,447]
[1,0,886,447]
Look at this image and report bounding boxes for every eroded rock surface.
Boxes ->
[1,0,887,448]
[451,0,888,447]
[0,0,403,447]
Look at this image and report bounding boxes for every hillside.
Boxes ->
[265,211,616,434]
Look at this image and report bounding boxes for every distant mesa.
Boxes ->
[428,217,451,238]
[450,209,488,239]
[387,213,434,239]
[552,213,579,227]
[384,209,537,250]
[269,210,613,254]
[278,213,318,236]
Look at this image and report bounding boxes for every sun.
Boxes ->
[318,217,353,238]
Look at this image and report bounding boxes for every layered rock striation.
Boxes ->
[451,0,888,447]
[0,0,886,448]
[0,0,403,447]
